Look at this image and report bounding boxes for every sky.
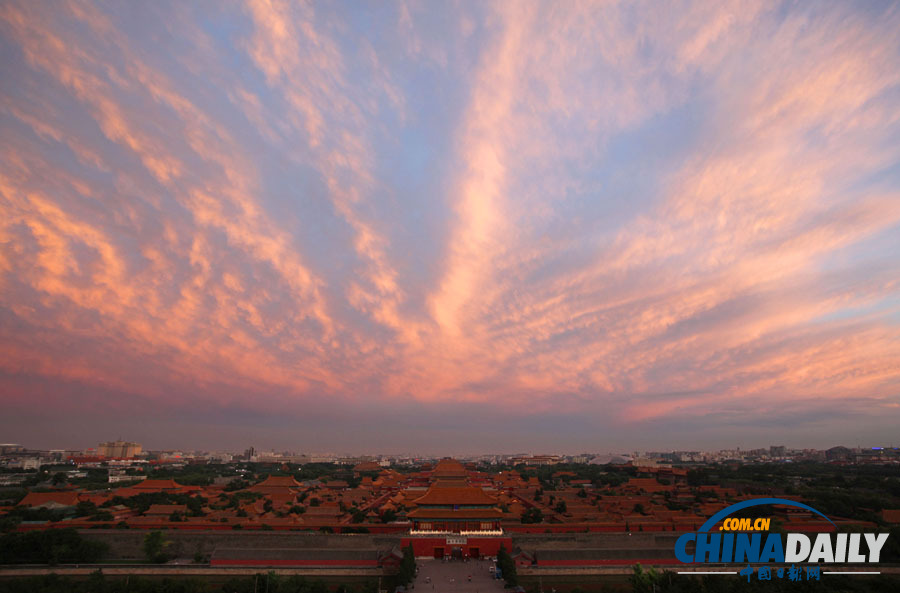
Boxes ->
[1,0,900,455]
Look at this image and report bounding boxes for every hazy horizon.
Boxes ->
[2,1,900,452]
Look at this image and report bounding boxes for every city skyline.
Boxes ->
[2,1,900,452]
[3,433,899,460]
[4,436,898,460]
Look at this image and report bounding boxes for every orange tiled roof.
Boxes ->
[19,491,80,507]
[354,462,381,472]
[412,486,497,506]
[145,504,188,515]
[82,493,112,505]
[304,506,344,517]
[881,509,900,524]
[432,458,467,477]
[625,478,670,493]
[132,479,184,491]
[251,475,302,489]
[408,507,503,519]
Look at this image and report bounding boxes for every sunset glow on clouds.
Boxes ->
[2,0,899,452]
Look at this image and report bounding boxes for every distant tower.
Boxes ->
[98,440,142,458]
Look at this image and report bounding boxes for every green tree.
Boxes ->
[90,510,113,522]
[397,543,416,586]
[142,530,170,563]
[883,527,900,562]
[630,564,662,593]
[75,500,97,516]
[520,507,543,524]
[496,545,518,587]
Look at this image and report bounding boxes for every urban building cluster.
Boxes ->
[4,441,899,473]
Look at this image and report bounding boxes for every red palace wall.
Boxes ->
[401,536,513,559]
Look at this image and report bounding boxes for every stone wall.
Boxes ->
[510,531,682,550]
[79,530,403,561]
[80,529,684,562]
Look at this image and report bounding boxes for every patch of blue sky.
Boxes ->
[812,295,900,325]
[533,95,710,247]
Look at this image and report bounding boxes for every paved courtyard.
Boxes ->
[411,557,508,593]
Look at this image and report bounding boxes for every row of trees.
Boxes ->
[103,491,207,517]
[512,463,636,490]
[686,462,900,526]
[0,528,108,564]
[0,571,381,593]
[630,563,900,593]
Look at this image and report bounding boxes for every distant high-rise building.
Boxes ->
[825,446,851,462]
[98,440,142,458]
[0,444,24,455]
[243,446,255,460]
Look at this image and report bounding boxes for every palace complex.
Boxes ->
[3,457,890,565]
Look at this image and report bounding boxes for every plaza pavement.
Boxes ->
[410,557,509,593]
